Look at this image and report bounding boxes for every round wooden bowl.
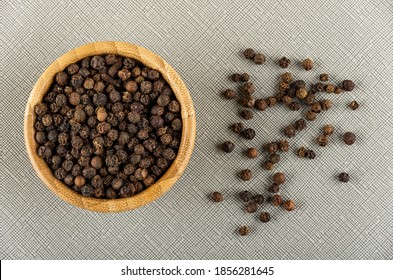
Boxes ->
[24,41,196,212]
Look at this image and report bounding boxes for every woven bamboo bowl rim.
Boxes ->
[24,41,196,212]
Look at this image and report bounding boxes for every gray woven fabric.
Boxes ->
[1,0,393,260]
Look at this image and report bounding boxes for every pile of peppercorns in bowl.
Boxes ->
[215,48,358,236]
[25,42,196,212]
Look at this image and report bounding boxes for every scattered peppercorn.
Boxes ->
[269,154,280,164]
[253,194,264,204]
[231,122,244,133]
[278,139,289,152]
[243,82,256,95]
[284,124,296,138]
[343,132,356,145]
[323,124,334,136]
[253,53,266,64]
[223,89,237,99]
[294,119,307,131]
[212,191,224,202]
[342,80,355,91]
[302,58,313,71]
[283,200,295,211]
[240,169,252,181]
[305,110,317,121]
[263,161,275,170]
[246,202,258,213]
[317,135,329,147]
[239,226,250,236]
[241,96,256,108]
[273,172,286,185]
[271,194,283,206]
[259,212,271,222]
[349,101,359,110]
[240,109,254,120]
[281,72,293,83]
[268,183,280,193]
[241,128,255,140]
[338,172,350,182]
[319,74,329,81]
[244,48,256,59]
[246,148,258,158]
[231,73,241,82]
[239,191,253,202]
[241,73,250,82]
[305,150,316,159]
[296,88,308,99]
[320,99,333,110]
[325,84,336,93]
[222,141,235,153]
[255,99,268,111]
[278,57,291,68]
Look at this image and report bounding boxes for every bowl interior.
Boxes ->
[24,41,196,212]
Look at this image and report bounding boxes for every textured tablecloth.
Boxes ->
[1,0,393,260]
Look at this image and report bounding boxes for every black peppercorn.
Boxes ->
[343,132,356,145]
[240,169,252,181]
[278,57,291,68]
[259,212,271,223]
[212,191,223,202]
[338,172,350,182]
[241,128,255,140]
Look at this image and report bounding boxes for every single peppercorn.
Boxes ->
[338,172,350,182]
[240,169,252,181]
[349,101,359,110]
[273,172,286,185]
[305,110,317,121]
[342,80,355,91]
[246,202,258,213]
[283,200,295,211]
[284,124,296,138]
[302,58,313,71]
[294,119,307,131]
[239,191,253,202]
[334,87,343,94]
[319,74,329,81]
[231,73,241,82]
[305,93,316,105]
[263,161,275,170]
[239,226,250,236]
[281,72,293,83]
[241,96,256,108]
[271,194,283,206]
[246,148,258,158]
[305,150,316,159]
[266,96,277,107]
[310,102,322,113]
[244,48,256,59]
[325,84,336,93]
[222,89,237,99]
[343,132,356,145]
[212,191,224,202]
[296,88,307,99]
[243,82,256,95]
[231,122,244,133]
[222,141,235,153]
[269,154,281,163]
[259,212,271,223]
[278,139,289,152]
[278,57,291,68]
[255,99,268,111]
[317,135,329,147]
[241,128,255,140]
[320,99,333,110]
[282,95,292,105]
[268,183,280,193]
[323,124,334,136]
[288,102,301,111]
[253,194,264,204]
[297,147,306,158]
[266,142,278,155]
[241,73,250,82]
[253,53,266,64]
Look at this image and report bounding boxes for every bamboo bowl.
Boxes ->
[24,41,196,212]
